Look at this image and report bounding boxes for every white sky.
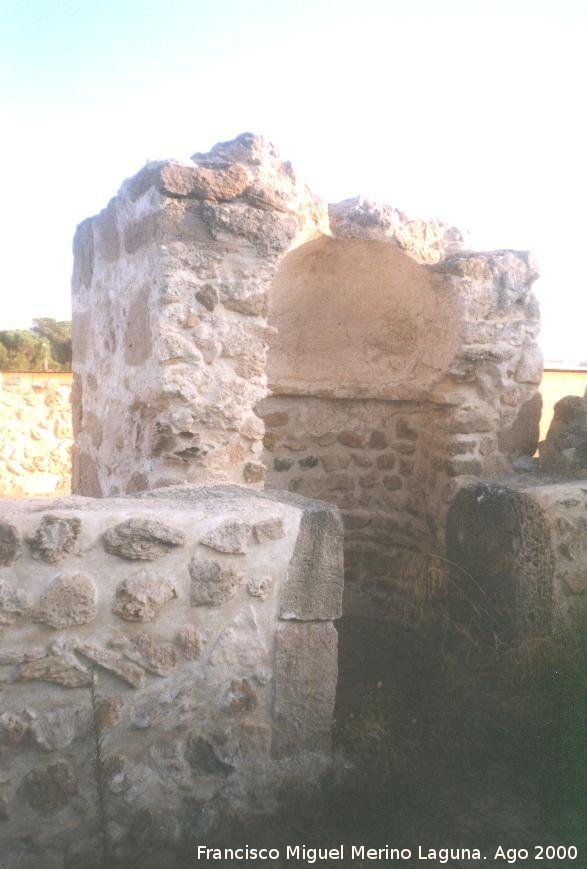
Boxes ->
[0,0,585,363]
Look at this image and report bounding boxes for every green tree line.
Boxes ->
[0,319,72,372]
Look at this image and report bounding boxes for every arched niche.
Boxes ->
[267,235,464,401]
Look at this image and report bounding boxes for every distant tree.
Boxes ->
[31,318,72,368]
[0,319,71,372]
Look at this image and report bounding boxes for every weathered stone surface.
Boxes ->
[76,642,147,688]
[21,762,78,814]
[207,606,267,679]
[0,522,22,566]
[28,515,81,563]
[540,394,587,476]
[446,483,555,642]
[109,633,178,676]
[185,736,234,775]
[175,624,202,660]
[35,571,97,629]
[200,520,250,554]
[0,647,45,665]
[272,621,338,757]
[189,558,244,606]
[0,579,29,625]
[498,393,542,458]
[252,517,285,543]
[0,485,344,858]
[0,711,29,746]
[103,519,186,560]
[328,196,469,263]
[246,575,273,599]
[279,502,343,621]
[243,461,266,484]
[112,572,177,621]
[19,654,90,689]
[29,706,89,752]
[515,343,543,384]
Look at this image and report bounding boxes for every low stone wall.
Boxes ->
[0,373,72,498]
[0,484,343,865]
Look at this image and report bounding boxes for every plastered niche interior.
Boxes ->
[267,236,463,400]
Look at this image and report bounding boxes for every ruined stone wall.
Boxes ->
[262,200,544,625]
[72,134,327,497]
[0,373,72,498]
[0,484,343,864]
[72,133,544,630]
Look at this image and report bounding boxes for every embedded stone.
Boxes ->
[369,430,388,449]
[337,430,365,448]
[19,654,90,689]
[252,517,285,543]
[195,284,219,311]
[383,475,403,490]
[207,607,267,678]
[29,706,88,752]
[394,441,417,455]
[225,678,258,714]
[0,522,22,566]
[95,696,124,730]
[0,793,8,821]
[35,571,97,629]
[273,457,293,471]
[540,394,587,476]
[246,575,273,600]
[0,647,45,665]
[325,473,353,490]
[21,762,78,815]
[103,519,186,560]
[261,411,289,428]
[199,520,250,554]
[298,455,319,469]
[112,572,177,621]
[243,462,266,483]
[396,419,418,440]
[108,632,178,676]
[76,642,147,688]
[28,515,81,563]
[0,579,29,625]
[0,711,29,746]
[376,453,396,470]
[189,559,244,606]
[272,622,338,757]
[515,344,544,384]
[185,736,234,775]
[176,624,203,660]
[278,502,343,621]
[240,415,265,440]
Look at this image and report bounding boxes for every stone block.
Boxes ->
[272,621,338,757]
[278,501,343,621]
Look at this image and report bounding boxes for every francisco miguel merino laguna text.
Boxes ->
[196,845,485,863]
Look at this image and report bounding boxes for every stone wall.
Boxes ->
[446,480,586,636]
[0,484,343,864]
[0,373,72,498]
[71,132,543,630]
[72,134,328,497]
[262,202,543,625]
